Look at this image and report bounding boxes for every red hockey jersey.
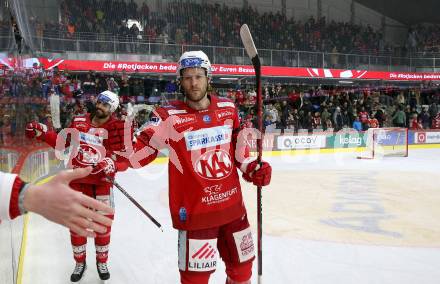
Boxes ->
[42,114,131,185]
[133,95,250,230]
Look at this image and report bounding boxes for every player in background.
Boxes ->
[25,90,132,283]
[130,51,272,284]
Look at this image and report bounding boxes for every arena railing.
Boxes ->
[31,36,440,72]
[0,27,16,52]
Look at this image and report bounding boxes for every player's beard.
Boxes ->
[95,108,110,119]
[184,86,208,103]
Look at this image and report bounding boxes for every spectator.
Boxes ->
[420,107,431,129]
[332,106,343,131]
[374,107,386,128]
[280,100,291,133]
[392,105,406,127]
[302,111,313,132]
[312,111,321,129]
[358,106,369,130]
[320,107,331,129]
[429,101,438,119]
[341,109,351,128]
[409,113,423,130]
[290,108,300,131]
[324,118,333,131]
[107,77,120,94]
[352,117,362,131]
[396,92,405,105]
[368,112,379,129]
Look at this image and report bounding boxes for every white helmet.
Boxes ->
[97,90,119,112]
[177,50,212,78]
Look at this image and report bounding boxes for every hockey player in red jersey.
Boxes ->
[130,51,272,284]
[25,90,131,282]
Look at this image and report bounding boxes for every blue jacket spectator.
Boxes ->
[353,117,362,131]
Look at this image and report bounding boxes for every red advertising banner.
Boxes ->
[37,58,258,75]
[2,57,440,81]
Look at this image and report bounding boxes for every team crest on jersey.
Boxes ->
[203,115,211,124]
[194,149,233,180]
[73,132,106,169]
[76,144,102,166]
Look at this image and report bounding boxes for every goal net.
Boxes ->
[357,128,408,159]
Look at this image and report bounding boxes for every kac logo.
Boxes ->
[77,144,102,166]
[194,149,232,180]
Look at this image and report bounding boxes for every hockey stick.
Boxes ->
[240,24,263,283]
[108,177,163,231]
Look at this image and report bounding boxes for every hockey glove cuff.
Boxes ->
[25,122,48,140]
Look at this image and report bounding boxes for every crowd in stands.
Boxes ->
[168,2,389,55]
[33,0,390,57]
[1,65,440,146]
[229,82,440,133]
[407,24,440,54]
[2,0,440,60]
[38,0,167,43]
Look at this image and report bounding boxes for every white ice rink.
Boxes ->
[21,148,440,284]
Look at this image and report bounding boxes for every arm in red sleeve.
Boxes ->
[9,176,26,219]
[130,129,159,168]
[40,130,59,148]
